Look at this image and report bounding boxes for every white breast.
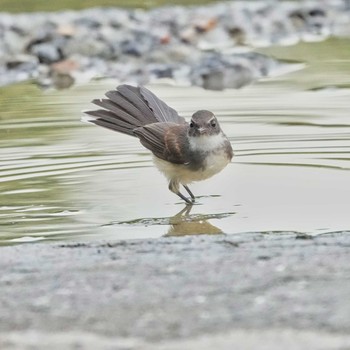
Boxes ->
[202,149,231,179]
[188,133,226,152]
[153,147,231,185]
[153,132,231,185]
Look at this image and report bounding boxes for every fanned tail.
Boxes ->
[83,84,185,136]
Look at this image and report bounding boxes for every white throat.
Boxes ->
[188,132,226,152]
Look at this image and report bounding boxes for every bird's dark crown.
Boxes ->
[188,110,221,137]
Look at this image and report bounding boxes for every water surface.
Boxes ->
[1,39,350,244]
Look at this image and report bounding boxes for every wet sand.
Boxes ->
[1,232,350,349]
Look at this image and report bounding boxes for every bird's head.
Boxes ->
[188,110,221,137]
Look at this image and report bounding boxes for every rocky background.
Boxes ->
[1,0,350,90]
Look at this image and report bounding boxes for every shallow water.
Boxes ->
[1,39,350,244]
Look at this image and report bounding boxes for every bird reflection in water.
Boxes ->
[165,204,224,237]
[110,204,235,237]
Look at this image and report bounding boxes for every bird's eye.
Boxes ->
[190,121,194,128]
[210,120,216,127]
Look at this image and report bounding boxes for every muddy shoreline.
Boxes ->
[1,232,350,349]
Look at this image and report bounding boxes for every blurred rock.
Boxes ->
[51,72,75,89]
[51,58,79,74]
[30,43,62,64]
[48,58,79,88]
[0,0,349,89]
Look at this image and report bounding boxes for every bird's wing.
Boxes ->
[139,86,186,124]
[133,122,190,164]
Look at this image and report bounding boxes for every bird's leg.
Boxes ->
[169,180,192,205]
[183,185,195,202]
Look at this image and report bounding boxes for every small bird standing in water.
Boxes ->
[84,85,233,204]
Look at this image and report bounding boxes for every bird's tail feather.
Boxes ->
[84,84,186,136]
[84,85,159,136]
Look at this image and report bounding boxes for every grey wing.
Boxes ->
[133,122,189,164]
[140,86,186,124]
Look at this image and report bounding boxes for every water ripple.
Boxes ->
[1,68,350,243]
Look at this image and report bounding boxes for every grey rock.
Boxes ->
[190,52,267,90]
[73,16,102,29]
[5,54,39,70]
[30,43,62,64]
[63,36,112,59]
[3,29,28,55]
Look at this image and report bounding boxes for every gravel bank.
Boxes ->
[1,1,350,89]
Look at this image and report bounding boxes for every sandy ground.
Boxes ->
[1,232,350,349]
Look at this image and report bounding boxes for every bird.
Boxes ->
[84,84,233,204]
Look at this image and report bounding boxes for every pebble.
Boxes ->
[0,1,349,90]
